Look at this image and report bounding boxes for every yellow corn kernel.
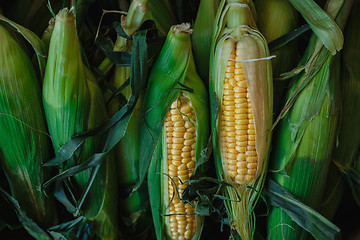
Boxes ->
[220,49,258,185]
[165,94,197,240]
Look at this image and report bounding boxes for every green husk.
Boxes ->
[209,1,273,239]
[104,35,151,238]
[267,1,354,238]
[267,50,340,239]
[145,23,210,240]
[148,0,177,33]
[320,0,360,220]
[43,8,118,239]
[0,23,55,226]
[288,0,344,55]
[191,0,219,83]
[255,0,298,117]
[122,0,148,37]
[78,67,119,240]
[43,8,91,155]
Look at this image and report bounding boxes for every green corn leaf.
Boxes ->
[288,0,343,54]
[266,179,341,240]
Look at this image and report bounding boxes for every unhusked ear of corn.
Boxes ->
[255,0,298,76]
[79,66,119,240]
[320,0,360,220]
[122,0,148,37]
[0,23,55,226]
[42,8,91,156]
[144,23,210,240]
[191,0,219,83]
[209,1,273,239]
[43,8,118,239]
[267,37,340,239]
[104,35,150,232]
[254,0,298,116]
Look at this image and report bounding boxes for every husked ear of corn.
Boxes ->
[144,23,210,240]
[0,24,55,226]
[209,1,273,239]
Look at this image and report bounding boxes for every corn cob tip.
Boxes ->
[172,23,193,35]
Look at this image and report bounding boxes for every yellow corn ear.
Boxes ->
[145,23,210,240]
[210,1,273,239]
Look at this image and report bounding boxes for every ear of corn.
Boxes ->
[267,38,340,239]
[43,8,118,239]
[105,35,151,234]
[210,1,273,239]
[191,0,219,83]
[122,0,148,37]
[42,8,91,156]
[78,66,118,240]
[145,23,209,240]
[255,0,298,75]
[255,0,298,116]
[320,0,360,220]
[0,23,55,226]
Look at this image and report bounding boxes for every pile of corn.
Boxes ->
[0,0,359,239]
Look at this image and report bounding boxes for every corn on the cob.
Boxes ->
[0,23,55,226]
[145,23,209,240]
[210,1,272,239]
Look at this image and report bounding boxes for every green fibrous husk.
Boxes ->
[320,0,360,220]
[0,23,55,227]
[43,8,91,155]
[79,66,119,240]
[209,1,273,239]
[191,0,219,84]
[255,0,298,117]
[267,33,341,239]
[122,0,148,37]
[148,0,177,33]
[144,23,210,240]
[43,8,118,239]
[288,0,344,55]
[255,0,298,75]
[104,35,151,238]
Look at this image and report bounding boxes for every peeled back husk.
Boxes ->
[144,23,210,240]
[209,1,273,239]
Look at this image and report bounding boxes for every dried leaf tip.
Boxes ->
[173,23,193,35]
